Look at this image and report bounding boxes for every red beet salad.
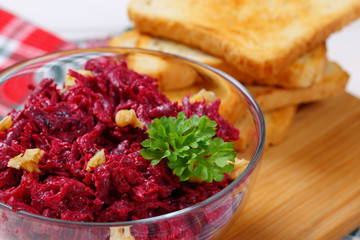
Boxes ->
[0,57,239,222]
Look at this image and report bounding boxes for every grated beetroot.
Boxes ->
[0,57,239,239]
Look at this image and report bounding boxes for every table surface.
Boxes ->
[223,93,360,240]
[0,0,359,99]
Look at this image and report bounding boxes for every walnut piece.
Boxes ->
[228,157,249,180]
[110,226,135,240]
[86,149,106,172]
[7,148,44,173]
[62,69,94,92]
[190,88,216,103]
[115,109,145,128]
[0,116,12,132]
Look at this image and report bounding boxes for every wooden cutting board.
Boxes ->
[223,93,360,240]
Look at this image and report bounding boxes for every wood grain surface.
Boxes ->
[223,93,360,240]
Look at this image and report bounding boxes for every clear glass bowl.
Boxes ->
[0,48,265,240]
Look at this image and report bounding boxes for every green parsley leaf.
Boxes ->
[140,111,236,182]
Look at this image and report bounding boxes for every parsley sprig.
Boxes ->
[140,112,236,182]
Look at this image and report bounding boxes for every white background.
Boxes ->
[0,0,359,98]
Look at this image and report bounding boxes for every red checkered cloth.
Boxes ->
[0,9,79,70]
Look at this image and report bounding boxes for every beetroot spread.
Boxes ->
[0,57,239,224]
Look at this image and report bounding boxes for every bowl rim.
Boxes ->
[0,47,266,227]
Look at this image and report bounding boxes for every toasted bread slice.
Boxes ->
[263,106,297,147]
[223,44,327,88]
[111,31,202,91]
[247,62,349,112]
[165,61,348,117]
[163,79,247,124]
[126,53,201,91]
[110,30,223,67]
[109,30,140,47]
[109,32,347,112]
[234,105,297,151]
[110,31,245,122]
[165,87,297,150]
[110,30,327,88]
[123,50,247,123]
[128,0,360,79]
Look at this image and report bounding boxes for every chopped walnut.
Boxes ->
[115,109,145,128]
[110,226,135,240]
[76,69,94,77]
[190,89,216,104]
[0,116,12,132]
[62,69,94,92]
[7,148,44,173]
[228,157,249,180]
[86,149,106,172]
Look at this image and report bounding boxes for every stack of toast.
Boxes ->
[109,0,360,148]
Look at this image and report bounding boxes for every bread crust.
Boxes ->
[128,0,360,79]
[248,62,349,111]
[109,31,348,112]
[234,105,298,151]
[110,30,327,88]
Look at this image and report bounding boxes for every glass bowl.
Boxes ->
[0,48,265,240]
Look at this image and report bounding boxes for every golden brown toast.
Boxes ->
[109,30,223,70]
[163,84,297,150]
[263,106,297,147]
[110,30,327,88]
[123,50,247,124]
[128,0,360,79]
[234,105,297,151]
[233,62,346,149]
[109,31,348,112]
[248,62,349,112]
[109,30,139,47]
[163,61,348,115]
[223,45,327,88]
[162,81,246,125]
